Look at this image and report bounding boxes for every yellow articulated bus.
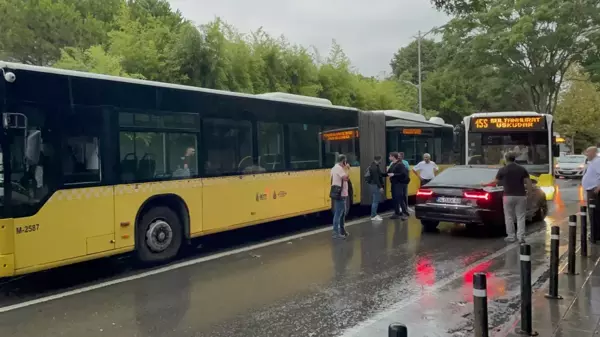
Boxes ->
[0,61,457,277]
[455,112,559,200]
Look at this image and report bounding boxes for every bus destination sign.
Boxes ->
[471,116,546,131]
[322,130,359,141]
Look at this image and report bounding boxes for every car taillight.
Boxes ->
[417,188,433,197]
[463,191,490,201]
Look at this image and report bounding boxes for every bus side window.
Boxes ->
[62,109,102,185]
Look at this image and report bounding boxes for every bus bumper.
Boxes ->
[0,254,15,278]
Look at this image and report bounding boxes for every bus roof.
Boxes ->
[375,110,453,128]
[467,111,545,118]
[0,60,357,112]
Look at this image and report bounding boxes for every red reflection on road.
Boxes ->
[415,257,506,300]
[462,260,506,301]
[415,257,435,286]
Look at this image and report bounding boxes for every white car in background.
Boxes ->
[555,155,587,178]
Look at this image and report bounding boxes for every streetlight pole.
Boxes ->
[414,25,446,116]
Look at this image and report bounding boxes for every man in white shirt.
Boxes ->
[413,153,439,186]
[582,146,600,242]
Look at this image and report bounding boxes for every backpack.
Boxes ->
[364,167,371,183]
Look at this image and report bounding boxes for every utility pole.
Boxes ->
[413,25,447,116]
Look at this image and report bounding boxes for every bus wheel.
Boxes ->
[136,206,183,263]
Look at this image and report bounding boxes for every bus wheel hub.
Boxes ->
[146,220,173,252]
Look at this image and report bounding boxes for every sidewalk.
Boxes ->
[506,244,600,336]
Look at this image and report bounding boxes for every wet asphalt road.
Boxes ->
[0,179,587,337]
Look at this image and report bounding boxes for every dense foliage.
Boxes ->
[0,0,417,113]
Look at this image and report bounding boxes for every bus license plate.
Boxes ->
[437,196,461,204]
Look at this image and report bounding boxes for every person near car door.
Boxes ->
[582,146,600,240]
[483,152,532,243]
[387,152,410,220]
[413,153,438,186]
[366,155,385,221]
[398,152,412,213]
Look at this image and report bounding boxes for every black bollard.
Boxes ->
[388,323,407,337]
[590,204,597,244]
[545,226,563,300]
[473,272,489,337]
[519,244,538,336]
[567,214,578,275]
[581,205,588,257]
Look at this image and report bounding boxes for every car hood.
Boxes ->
[556,163,585,169]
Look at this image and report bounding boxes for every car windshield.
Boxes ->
[430,167,498,186]
[558,156,585,163]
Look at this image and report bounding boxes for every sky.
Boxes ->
[168,0,449,77]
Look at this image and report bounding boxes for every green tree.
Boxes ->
[444,0,600,115]
[0,0,106,65]
[430,0,490,14]
[390,39,439,84]
[555,66,600,152]
[582,29,600,84]
[54,45,143,78]
[108,4,184,82]
[317,40,356,106]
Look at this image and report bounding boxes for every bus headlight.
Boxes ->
[540,186,555,196]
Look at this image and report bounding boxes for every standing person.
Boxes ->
[330,155,350,238]
[388,152,410,220]
[413,153,438,186]
[483,152,532,243]
[366,155,385,221]
[582,146,600,240]
[398,152,412,213]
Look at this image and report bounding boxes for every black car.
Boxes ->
[414,166,548,232]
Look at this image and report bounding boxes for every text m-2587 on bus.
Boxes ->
[16,224,39,234]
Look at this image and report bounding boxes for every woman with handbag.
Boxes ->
[330,154,350,238]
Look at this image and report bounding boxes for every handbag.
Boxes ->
[330,177,342,200]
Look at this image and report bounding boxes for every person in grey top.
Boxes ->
[483,152,532,243]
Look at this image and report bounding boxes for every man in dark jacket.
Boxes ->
[366,155,385,221]
[387,152,410,220]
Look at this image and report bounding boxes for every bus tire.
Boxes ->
[136,206,183,264]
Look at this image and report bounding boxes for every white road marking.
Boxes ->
[0,211,392,313]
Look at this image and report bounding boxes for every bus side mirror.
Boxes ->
[552,144,559,157]
[452,125,462,153]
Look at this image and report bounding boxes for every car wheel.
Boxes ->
[421,220,440,232]
[136,206,183,264]
[532,200,548,222]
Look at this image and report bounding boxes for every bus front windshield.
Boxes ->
[467,132,550,173]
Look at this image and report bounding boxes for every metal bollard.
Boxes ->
[590,204,597,244]
[473,272,489,337]
[566,214,578,275]
[388,323,407,337]
[545,226,563,300]
[519,244,538,336]
[581,205,588,257]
